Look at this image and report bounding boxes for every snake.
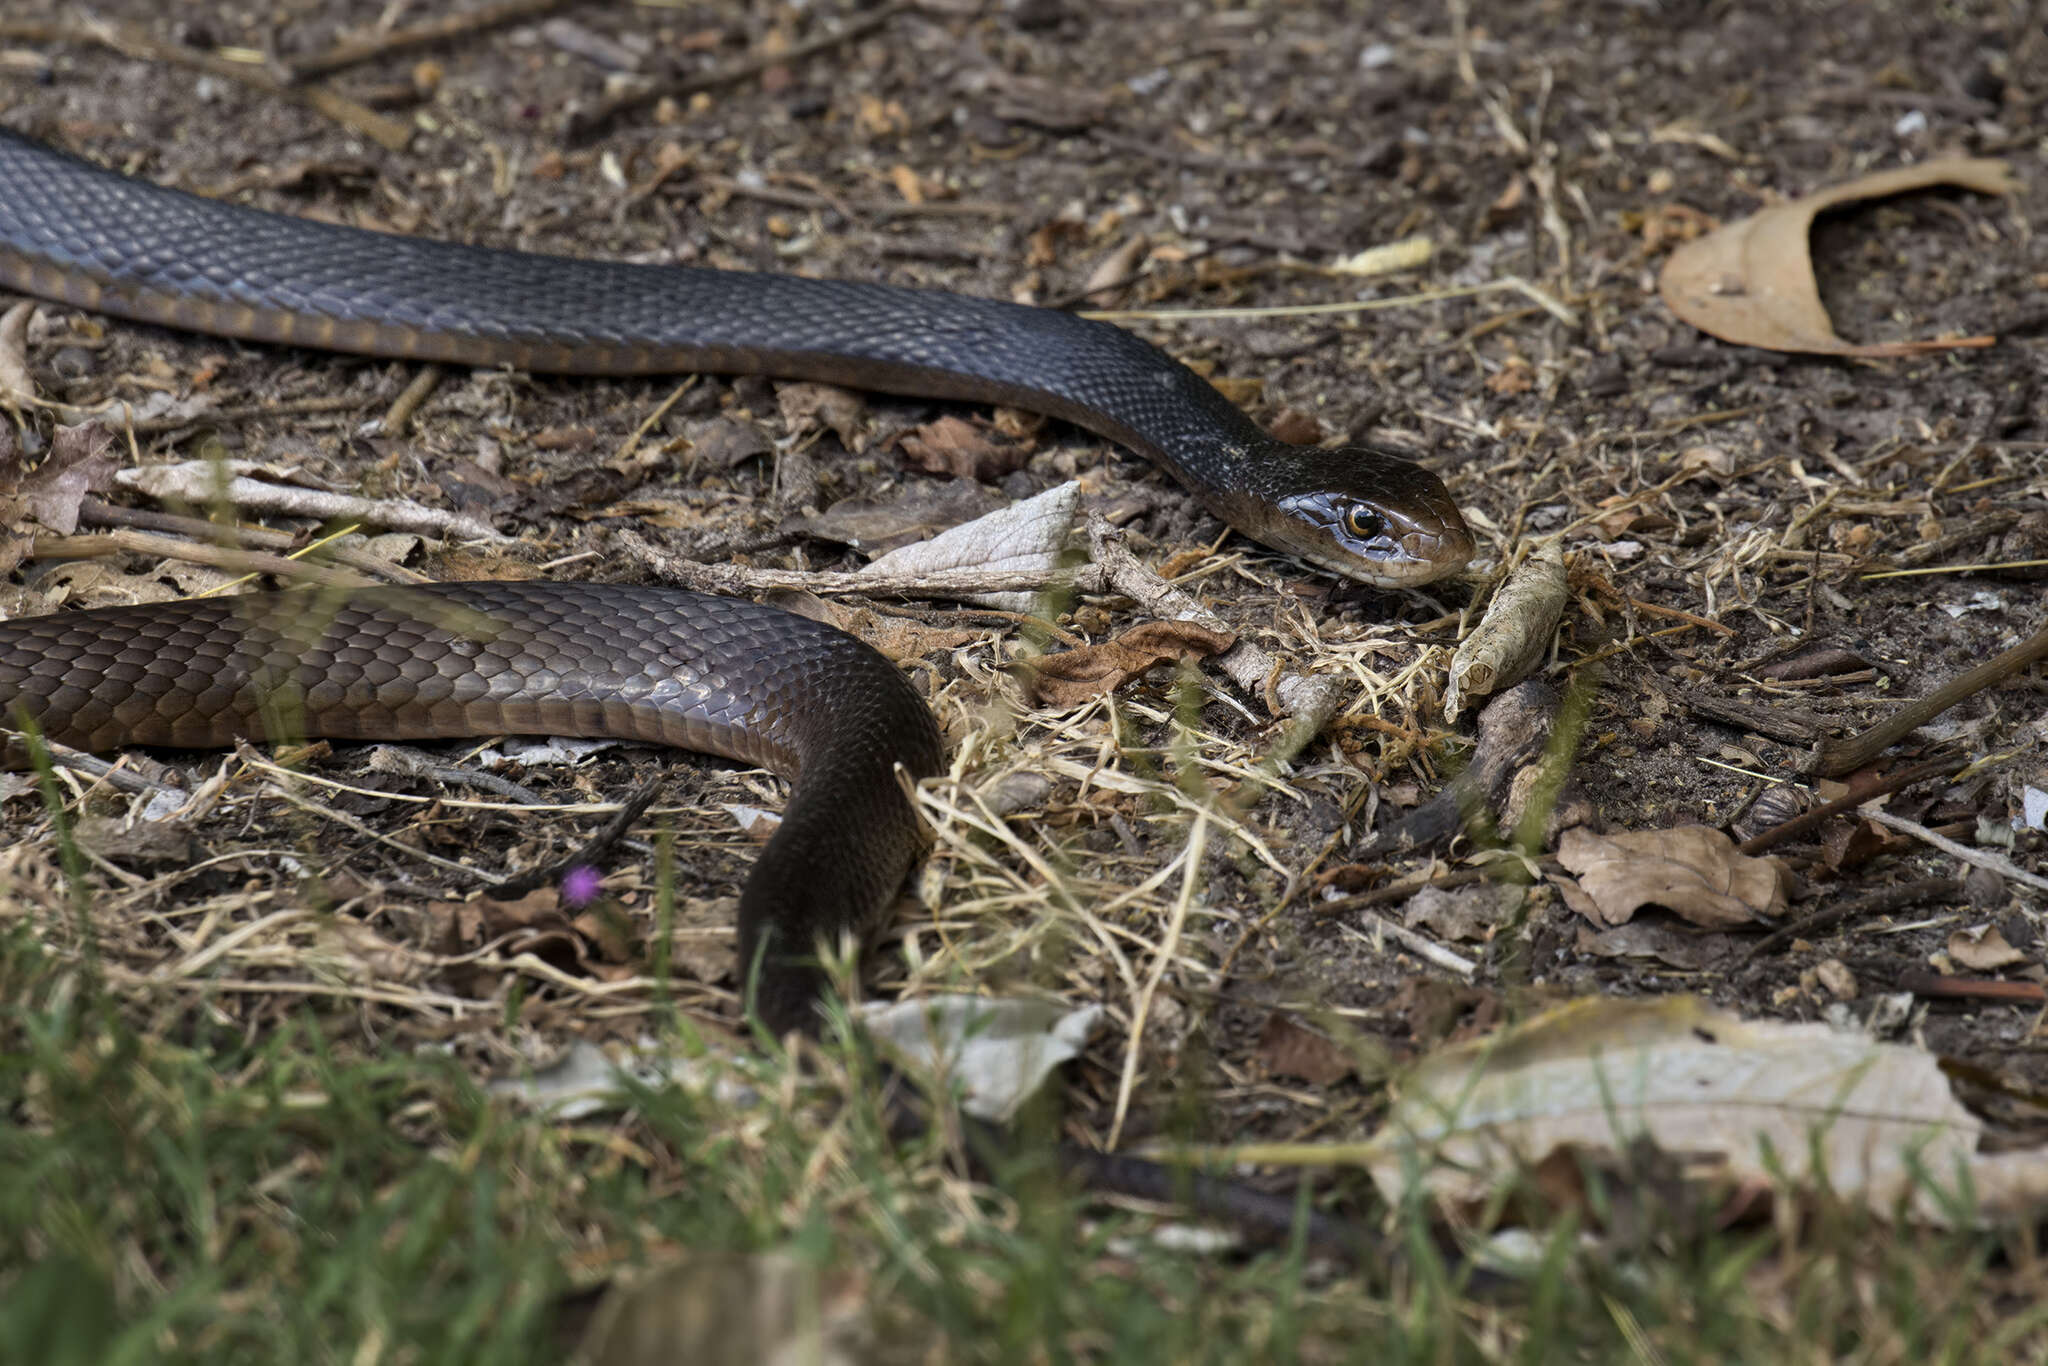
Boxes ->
[0,128,1474,1028]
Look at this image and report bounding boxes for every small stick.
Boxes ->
[619,530,1107,601]
[695,173,1017,222]
[566,2,911,141]
[133,396,369,435]
[2,737,189,799]
[376,364,444,438]
[116,462,502,542]
[26,530,378,592]
[1342,910,1477,978]
[0,18,413,151]
[277,0,579,83]
[1736,755,1969,855]
[1862,808,2048,896]
[77,498,430,583]
[1809,619,2048,778]
[1743,877,1962,961]
[1895,972,2045,1003]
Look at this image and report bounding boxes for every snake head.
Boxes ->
[1256,445,1476,588]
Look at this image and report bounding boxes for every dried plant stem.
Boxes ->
[1809,620,2048,777]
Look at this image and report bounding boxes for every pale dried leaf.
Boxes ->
[1367,995,1988,1224]
[1554,825,1789,928]
[1947,923,2029,972]
[1329,234,1434,276]
[859,995,1102,1123]
[1444,541,1568,722]
[861,479,1079,610]
[1659,159,2016,356]
[575,1253,871,1366]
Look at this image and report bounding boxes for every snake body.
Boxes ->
[0,130,1472,584]
[0,582,942,1033]
[0,129,1472,1025]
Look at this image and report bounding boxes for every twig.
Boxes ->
[1342,911,1477,978]
[1861,808,2048,896]
[1736,755,1970,855]
[619,531,1106,600]
[133,396,370,435]
[1743,877,1962,961]
[376,364,445,438]
[24,531,378,592]
[1895,972,2045,1003]
[565,2,911,142]
[0,18,413,151]
[277,0,578,83]
[696,174,1016,222]
[488,775,666,900]
[116,463,502,542]
[2,737,188,799]
[77,498,429,583]
[1809,619,2048,777]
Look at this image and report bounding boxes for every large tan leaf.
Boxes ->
[1367,996,1985,1222]
[1659,159,2016,356]
[1554,825,1789,928]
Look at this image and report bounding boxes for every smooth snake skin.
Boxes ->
[0,130,1473,1026]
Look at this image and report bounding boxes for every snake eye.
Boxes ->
[1342,505,1386,542]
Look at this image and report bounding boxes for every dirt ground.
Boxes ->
[2,0,2045,1200]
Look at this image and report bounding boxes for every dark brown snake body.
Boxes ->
[0,130,1473,1028]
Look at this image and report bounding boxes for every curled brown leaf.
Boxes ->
[1659,158,2016,357]
[1554,825,1790,929]
[1016,619,1236,707]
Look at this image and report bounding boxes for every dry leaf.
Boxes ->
[1815,958,1858,999]
[773,591,985,664]
[1947,924,2029,972]
[860,479,1080,612]
[1659,158,2016,356]
[1329,234,1433,276]
[0,422,117,534]
[860,996,1102,1123]
[1016,620,1237,707]
[1403,881,1508,944]
[1083,234,1148,297]
[776,382,866,452]
[896,414,1032,481]
[1674,444,1735,480]
[1267,409,1326,446]
[1257,1013,1355,1086]
[1361,996,1992,1226]
[575,1253,872,1366]
[1574,921,1726,971]
[1554,825,1789,928]
[682,416,772,470]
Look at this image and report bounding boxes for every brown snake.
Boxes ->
[0,129,1474,1029]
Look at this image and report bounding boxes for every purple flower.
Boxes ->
[561,864,604,907]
